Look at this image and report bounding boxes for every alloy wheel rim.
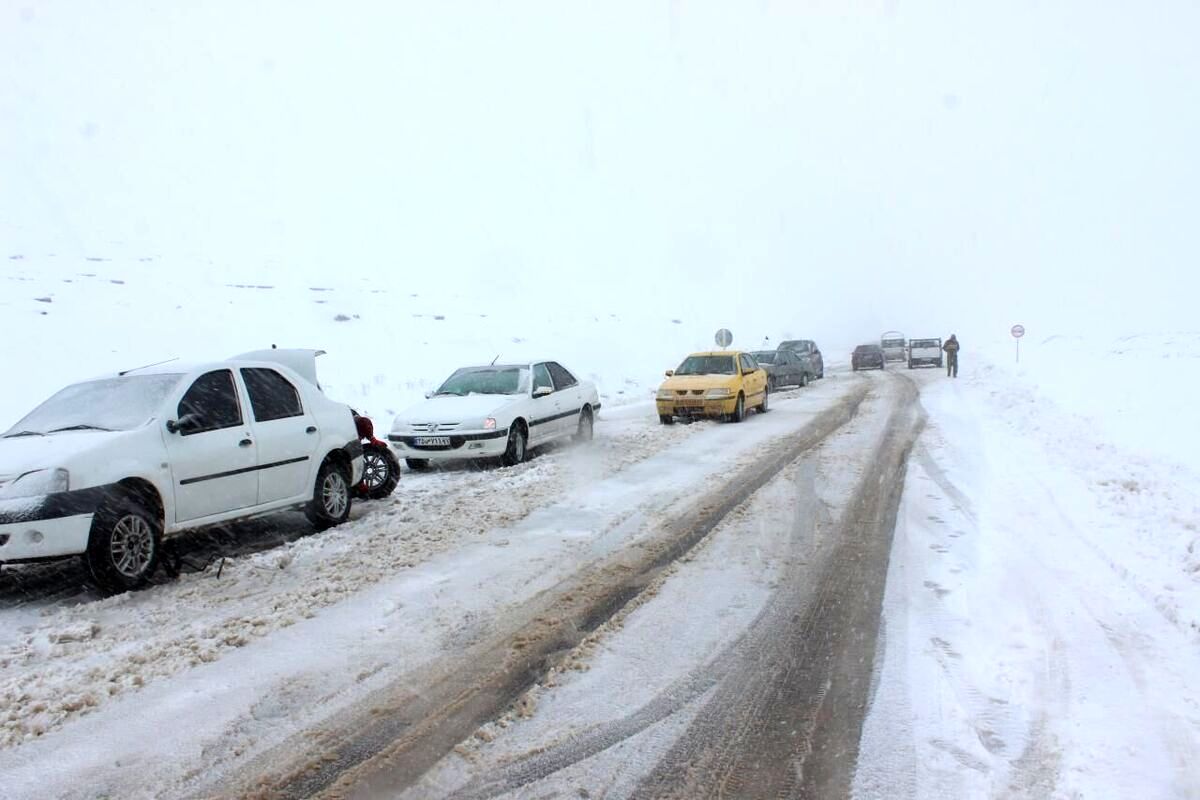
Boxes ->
[110,514,154,578]
[363,452,387,489]
[323,471,348,517]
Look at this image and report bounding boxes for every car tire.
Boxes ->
[728,393,746,423]
[500,423,527,466]
[767,376,777,393]
[405,458,431,471]
[757,384,769,414]
[358,444,400,500]
[575,407,594,443]
[799,373,809,387]
[306,458,352,531]
[659,414,675,425]
[86,493,162,594]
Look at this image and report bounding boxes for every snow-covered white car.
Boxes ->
[388,361,600,469]
[0,349,363,593]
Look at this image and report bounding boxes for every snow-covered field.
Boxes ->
[855,344,1200,798]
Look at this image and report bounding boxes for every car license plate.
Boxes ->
[414,436,451,447]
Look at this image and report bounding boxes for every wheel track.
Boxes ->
[426,376,921,800]
[634,374,922,800]
[204,384,873,800]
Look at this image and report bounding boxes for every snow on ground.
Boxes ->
[390,376,902,799]
[854,347,1200,799]
[0,378,858,800]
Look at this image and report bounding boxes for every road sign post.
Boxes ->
[1011,324,1025,363]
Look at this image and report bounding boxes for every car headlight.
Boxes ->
[0,468,70,500]
[705,388,732,399]
[483,417,497,430]
[656,389,674,400]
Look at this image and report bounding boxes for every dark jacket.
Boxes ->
[943,337,960,354]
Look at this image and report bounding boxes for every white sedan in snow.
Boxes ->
[0,349,363,593]
[388,361,601,469]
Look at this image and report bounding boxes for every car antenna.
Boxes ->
[119,357,179,376]
[491,354,500,365]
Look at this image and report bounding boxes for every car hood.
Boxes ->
[396,394,519,425]
[0,430,133,477]
[660,374,740,391]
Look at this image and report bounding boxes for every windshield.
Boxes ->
[911,339,939,347]
[855,346,881,354]
[674,356,736,376]
[5,374,183,436]
[750,352,777,364]
[435,366,530,396]
[881,339,906,347]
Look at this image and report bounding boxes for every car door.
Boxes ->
[776,350,797,385]
[163,369,259,523]
[240,367,318,505]
[740,353,765,400]
[529,362,562,445]
[546,362,583,438]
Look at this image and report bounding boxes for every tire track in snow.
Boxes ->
[210,384,873,800]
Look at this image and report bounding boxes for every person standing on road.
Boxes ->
[943,334,960,378]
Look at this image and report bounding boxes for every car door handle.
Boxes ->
[306,426,317,434]
[239,438,253,447]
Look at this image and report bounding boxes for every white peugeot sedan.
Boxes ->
[0,349,363,593]
[388,361,600,469]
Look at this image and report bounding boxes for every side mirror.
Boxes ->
[533,386,553,398]
[166,413,201,435]
[664,370,674,377]
[424,391,433,399]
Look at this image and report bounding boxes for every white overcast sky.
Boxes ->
[3,1,1198,344]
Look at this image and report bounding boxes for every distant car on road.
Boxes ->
[776,339,824,380]
[907,338,944,369]
[0,349,364,593]
[657,351,768,424]
[880,331,907,362]
[852,344,887,371]
[749,350,811,390]
[388,362,599,470]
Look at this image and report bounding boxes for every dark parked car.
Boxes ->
[776,339,824,381]
[749,349,811,390]
[852,344,886,371]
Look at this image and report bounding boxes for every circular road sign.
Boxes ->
[1011,324,1026,339]
[714,328,733,348]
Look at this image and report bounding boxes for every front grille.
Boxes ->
[674,390,705,396]
[409,422,461,433]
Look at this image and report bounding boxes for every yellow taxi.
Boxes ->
[656,351,770,424]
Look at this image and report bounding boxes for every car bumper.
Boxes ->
[656,397,737,418]
[908,357,942,366]
[0,512,93,562]
[388,430,510,461]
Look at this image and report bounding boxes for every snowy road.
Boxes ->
[3,362,1198,800]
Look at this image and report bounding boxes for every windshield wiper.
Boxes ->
[2,430,45,438]
[47,424,114,433]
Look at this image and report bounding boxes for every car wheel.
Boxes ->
[405,458,431,471]
[500,423,527,466]
[659,414,675,425]
[800,373,809,387]
[306,458,352,531]
[358,444,400,500]
[767,376,777,393]
[728,393,746,423]
[758,384,769,414]
[86,495,161,594]
[575,407,594,443]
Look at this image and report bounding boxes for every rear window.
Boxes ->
[911,339,940,347]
